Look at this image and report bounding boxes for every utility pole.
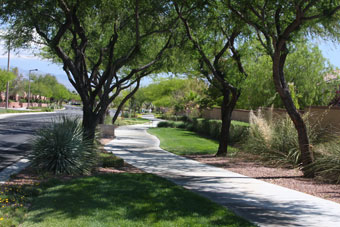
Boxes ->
[5,41,10,109]
[28,69,38,109]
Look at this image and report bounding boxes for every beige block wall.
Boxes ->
[202,108,221,120]
[202,106,339,129]
[305,106,340,129]
[231,109,251,122]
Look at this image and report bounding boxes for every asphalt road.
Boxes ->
[0,105,83,171]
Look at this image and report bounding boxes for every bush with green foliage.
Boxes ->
[159,114,191,122]
[306,142,340,183]
[100,153,124,168]
[157,121,175,128]
[30,116,96,175]
[41,106,54,112]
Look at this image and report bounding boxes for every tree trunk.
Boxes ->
[82,106,98,142]
[112,80,141,124]
[215,89,239,157]
[273,50,314,177]
[98,107,110,124]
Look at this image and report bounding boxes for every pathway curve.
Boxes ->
[104,122,340,227]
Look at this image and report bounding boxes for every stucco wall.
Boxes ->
[202,106,339,129]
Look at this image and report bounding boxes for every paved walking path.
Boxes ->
[105,122,340,227]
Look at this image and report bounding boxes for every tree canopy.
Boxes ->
[0,68,16,92]
[238,41,335,110]
[227,0,340,174]
[29,74,72,101]
[1,0,178,138]
[140,78,207,114]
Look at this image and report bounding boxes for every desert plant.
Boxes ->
[244,108,337,166]
[306,141,340,183]
[30,116,96,175]
[245,110,303,165]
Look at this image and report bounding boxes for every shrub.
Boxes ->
[157,118,248,144]
[194,119,211,135]
[100,153,124,168]
[306,142,340,183]
[174,121,187,129]
[30,116,96,175]
[122,111,130,118]
[229,124,249,145]
[41,107,54,112]
[208,120,221,140]
[244,109,336,166]
[158,114,192,122]
[157,121,176,128]
[245,110,301,165]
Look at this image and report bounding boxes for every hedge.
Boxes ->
[158,118,248,145]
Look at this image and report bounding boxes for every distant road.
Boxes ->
[0,105,83,171]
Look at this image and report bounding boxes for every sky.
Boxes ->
[0,39,340,91]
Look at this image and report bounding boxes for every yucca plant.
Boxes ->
[30,116,96,175]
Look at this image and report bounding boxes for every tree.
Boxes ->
[0,68,16,94]
[53,83,71,105]
[227,0,340,175]
[131,88,150,113]
[30,74,53,99]
[237,41,335,110]
[2,0,176,140]
[27,73,72,105]
[174,1,249,156]
[143,78,187,108]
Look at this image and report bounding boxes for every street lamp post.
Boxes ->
[28,69,38,109]
[5,41,10,109]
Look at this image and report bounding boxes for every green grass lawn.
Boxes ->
[116,117,150,126]
[148,128,237,156]
[0,109,34,114]
[105,117,150,126]
[19,174,252,227]
[0,108,54,114]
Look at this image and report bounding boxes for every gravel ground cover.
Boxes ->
[184,153,340,204]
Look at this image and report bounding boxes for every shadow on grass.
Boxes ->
[25,173,252,226]
[105,138,340,226]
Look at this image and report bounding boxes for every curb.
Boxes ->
[0,111,57,120]
[0,158,30,184]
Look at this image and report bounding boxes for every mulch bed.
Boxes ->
[184,153,340,204]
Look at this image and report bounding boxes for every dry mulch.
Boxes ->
[96,163,144,174]
[184,153,340,204]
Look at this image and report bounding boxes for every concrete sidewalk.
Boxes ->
[105,123,340,227]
